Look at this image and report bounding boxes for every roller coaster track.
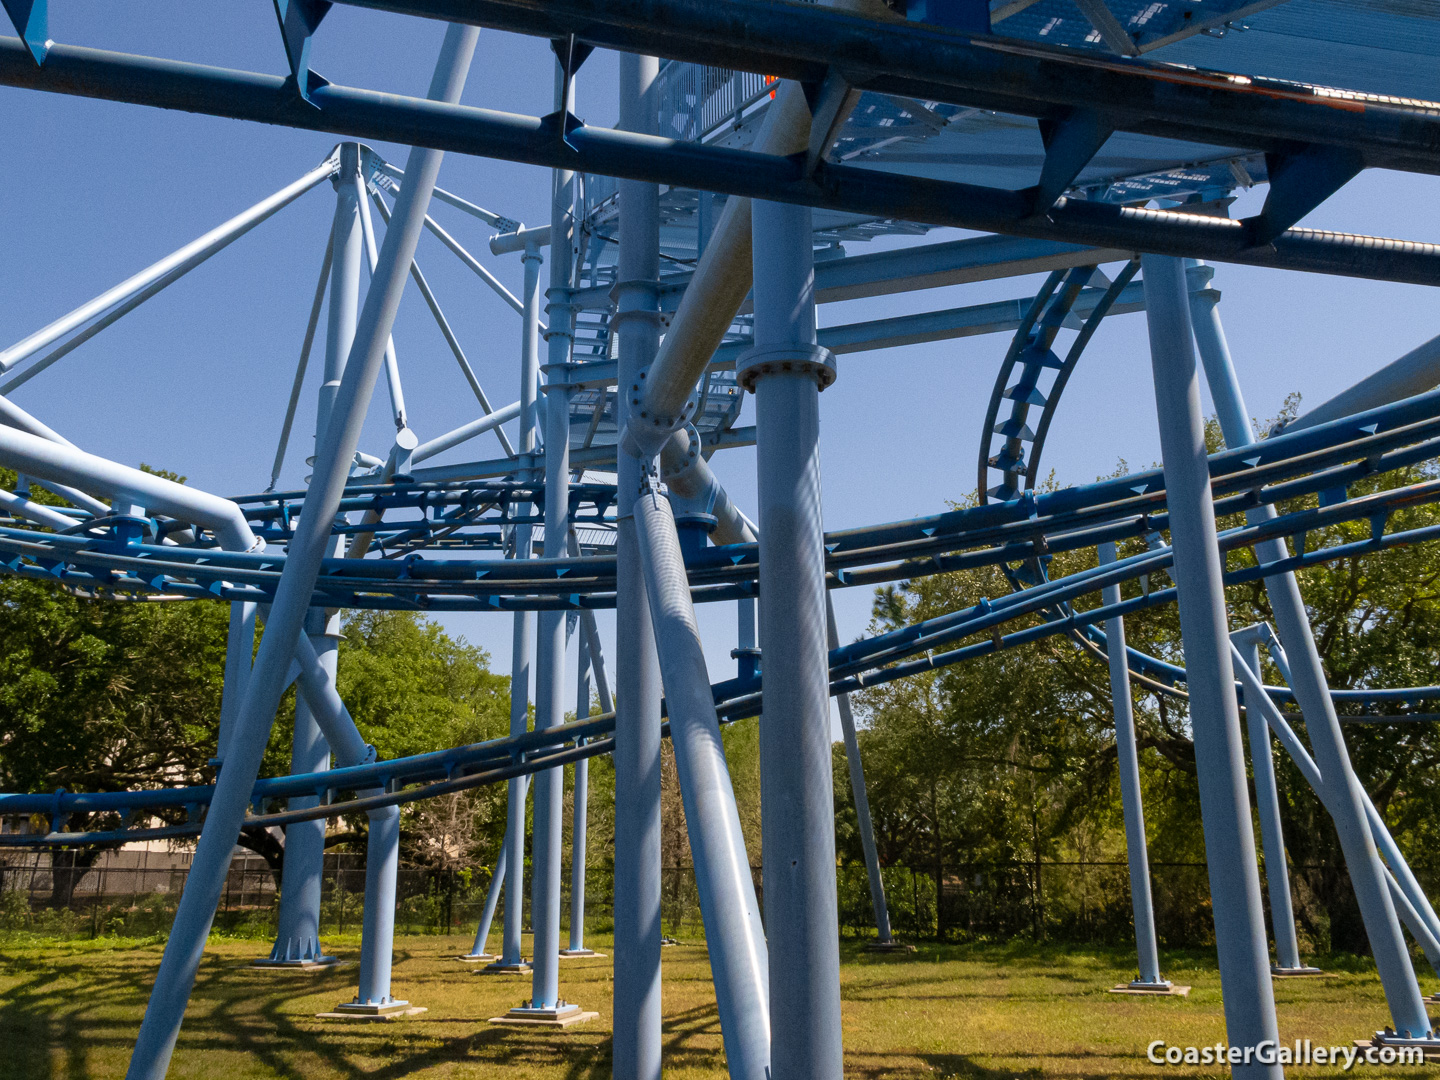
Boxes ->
[7,388,1440,847]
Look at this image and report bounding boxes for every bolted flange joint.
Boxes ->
[735,343,837,393]
[618,364,698,460]
[659,421,703,484]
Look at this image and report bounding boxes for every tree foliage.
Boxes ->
[842,410,1440,952]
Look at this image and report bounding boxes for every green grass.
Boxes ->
[1,933,1435,1078]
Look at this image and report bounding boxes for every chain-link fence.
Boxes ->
[6,848,1410,950]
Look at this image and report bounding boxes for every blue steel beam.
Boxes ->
[334,0,1440,176]
[2,40,1440,285]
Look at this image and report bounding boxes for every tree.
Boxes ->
[843,409,1440,952]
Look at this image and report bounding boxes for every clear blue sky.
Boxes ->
[3,4,1438,700]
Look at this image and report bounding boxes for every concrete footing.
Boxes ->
[478,959,532,975]
[1356,1035,1440,1064]
[864,941,916,954]
[252,955,342,970]
[316,1000,427,1021]
[489,1001,598,1028]
[558,949,606,958]
[452,953,499,963]
[1109,981,1191,997]
[1272,965,1326,977]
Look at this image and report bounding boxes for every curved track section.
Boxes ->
[8,391,1440,848]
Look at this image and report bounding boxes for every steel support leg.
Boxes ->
[564,637,594,955]
[123,28,477,1078]
[1099,541,1166,987]
[518,64,583,1012]
[1234,638,1306,973]
[289,634,408,1011]
[612,48,664,1080]
[265,156,364,968]
[746,196,843,1080]
[635,484,771,1079]
[467,847,506,959]
[1190,270,1433,1037]
[491,576,533,973]
[355,805,402,1005]
[216,601,256,764]
[1141,253,1280,1077]
[488,205,544,977]
[825,601,894,946]
[267,617,334,965]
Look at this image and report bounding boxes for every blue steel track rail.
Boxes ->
[7,394,1440,847]
[4,389,1440,611]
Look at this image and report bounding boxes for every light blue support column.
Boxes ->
[745,195,843,1080]
[517,74,585,1014]
[216,601,256,764]
[1098,541,1168,990]
[612,48,665,1080]
[463,847,506,961]
[289,634,408,1013]
[1232,634,1309,974]
[1142,253,1280,1078]
[1190,265,1433,1039]
[561,636,598,956]
[264,155,364,969]
[488,598,533,974]
[635,482,771,1078]
[355,804,401,1007]
[825,601,895,949]
[263,609,334,967]
[485,196,544,979]
[123,26,478,1080]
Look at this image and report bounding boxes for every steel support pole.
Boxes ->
[268,615,333,964]
[217,602,257,764]
[122,27,478,1080]
[1098,541,1165,987]
[467,846,506,959]
[526,64,580,1005]
[356,803,402,1005]
[492,601,533,971]
[0,157,338,374]
[568,610,605,957]
[1234,639,1304,972]
[565,638,593,955]
[825,601,893,945]
[634,484,771,1079]
[1189,271,1433,1036]
[288,632,405,1008]
[267,158,363,967]
[612,48,665,1080]
[1141,253,1280,1078]
[489,213,545,976]
[746,196,843,1080]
